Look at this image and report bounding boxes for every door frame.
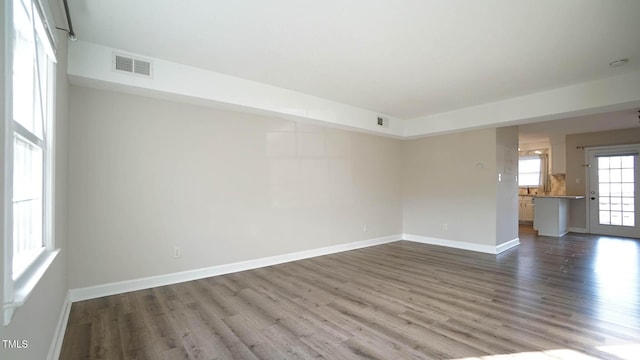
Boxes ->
[585,144,640,237]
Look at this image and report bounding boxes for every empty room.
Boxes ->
[3,0,640,359]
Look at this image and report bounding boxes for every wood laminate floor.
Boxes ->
[60,230,640,359]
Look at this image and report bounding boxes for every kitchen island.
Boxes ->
[533,196,585,237]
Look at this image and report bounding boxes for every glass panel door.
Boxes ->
[588,146,640,238]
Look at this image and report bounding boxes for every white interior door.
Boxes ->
[588,145,640,238]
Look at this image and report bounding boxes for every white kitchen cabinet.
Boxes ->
[519,202,523,219]
[519,196,535,222]
[523,202,534,222]
[550,136,566,174]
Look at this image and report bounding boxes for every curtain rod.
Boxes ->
[62,0,76,40]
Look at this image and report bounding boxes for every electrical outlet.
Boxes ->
[443,223,448,230]
[173,246,181,258]
[363,224,368,232]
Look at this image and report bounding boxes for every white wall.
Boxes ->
[495,126,519,246]
[402,129,498,245]
[0,1,70,358]
[67,87,403,289]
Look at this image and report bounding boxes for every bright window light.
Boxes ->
[518,156,541,187]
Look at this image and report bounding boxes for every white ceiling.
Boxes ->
[66,0,640,136]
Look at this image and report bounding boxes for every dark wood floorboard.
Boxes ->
[60,228,640,359]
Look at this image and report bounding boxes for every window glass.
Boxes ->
[12,135,44,278]
[10,0,52,279]
[518,157,541,187]
[12,0,43,139]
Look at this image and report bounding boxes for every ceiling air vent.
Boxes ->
[112,53,152,78]
[376,116,389,128]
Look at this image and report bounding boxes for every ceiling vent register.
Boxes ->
[377,116,389,128]
[112,53,152,77]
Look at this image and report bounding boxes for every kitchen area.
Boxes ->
[518,109,640,239]
[519,135,584,237]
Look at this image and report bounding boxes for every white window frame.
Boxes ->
[3,0,59,326]
[518,155,542,187]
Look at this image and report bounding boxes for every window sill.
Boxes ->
[3,249,60,326]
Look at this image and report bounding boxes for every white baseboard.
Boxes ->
[69,234,402,302]
[402,234,519,255]
[47,291,72,360]
[568,227,588,234]
[69,232,524,303]
[496,237,520,254]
